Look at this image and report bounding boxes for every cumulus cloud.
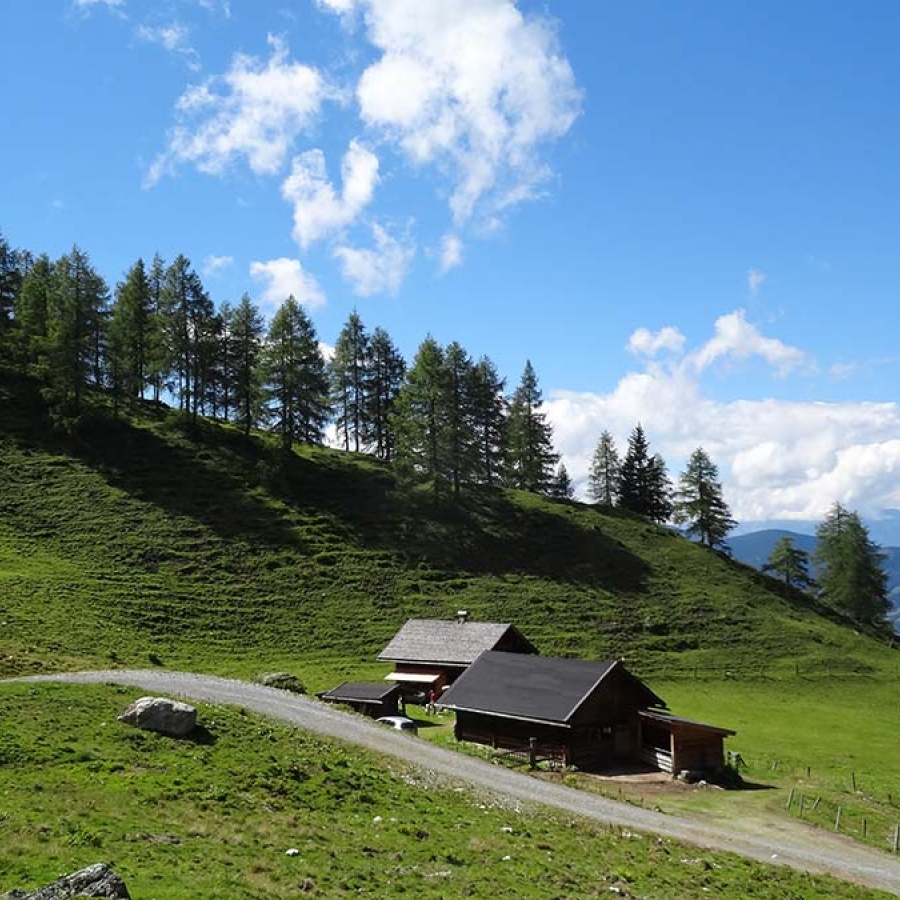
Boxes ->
[281,140,379,248]
[74,0,124,9]
[250,257,325,312]
[438,233,463,273]
[201,254,233,276]
[545,312,900,522]
[747,267,766,297]
[343,0,581,226]
[147,35,329,185]
[627,326,685,358]
[334,223,415,296]
[137,22,200,70]
[688,309,808,377]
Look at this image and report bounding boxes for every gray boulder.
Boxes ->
[2,863,130,899]
[117,695,197,738]
[257,672,305,693]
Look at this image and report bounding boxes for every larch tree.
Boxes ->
[13,253,53,377]
[145,253,168,406]
[444,341,477,497]
[550,462,575,500]
[763,535,815,591]
[672,447,735,547]
[814,503,889,624]
[330,310,369,453]
[364,326,405,461]
[43,246,108,415]
[588,430,620,506]
[506,360,557,494]
[0,230,23,352]
[109,258,152,402]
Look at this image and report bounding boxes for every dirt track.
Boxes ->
[8,669,900,896]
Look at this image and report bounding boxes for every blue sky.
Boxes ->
[3,0,900,523]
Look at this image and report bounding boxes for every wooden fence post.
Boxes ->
[798,794,805,818]
[529,737,537,770]
[893,826,899,854]
[786,788,794,810]
[863,818,868,839]
[834,806,842,831]
[851,772,857,792]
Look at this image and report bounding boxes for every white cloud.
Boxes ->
[334,223,415,296]
[346,0,581,226]
[250,258,325,312]
[201,254,233,276]
[747,267,766,297]
[137,22,200,70]
[438,233,463,273]
[544,313,900,522]
[689,309,808,377]
[281,140,379,248]
[196,0,231,17]
[147,35,329,185]
[319,341,336,362]
[74,0,124,9]
[627,325,685,357]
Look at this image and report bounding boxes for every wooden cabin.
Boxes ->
[317,682,403,718]
[377,613,537,699]
[438,651,734,774]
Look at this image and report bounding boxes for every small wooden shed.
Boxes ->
[317,682,403,718]
[637,710,736,774]
[377,614,537,699]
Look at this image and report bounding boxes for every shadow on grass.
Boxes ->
[187,724,217,745]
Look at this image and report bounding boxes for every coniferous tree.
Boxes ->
[506,360,557,493]
[365,326,405,461]
[588,430,620,506]
[229,294,265,436]
[763,536,815,590]
[444,341,477,497]
[0,230,24,352]
[618,424,653,515]
[672,447,735,547]
[330,310,369,453]
[468,355,507,487]
[43,246,108,414]
[814,503,889,623]
[647,453,673,524]
[263,296,330,449]
[162,254,213,424]
[145,253,168,406]
[550,462,575,500]
[109,258,152,402]
[392,336,451,495]
[13,254,53,376]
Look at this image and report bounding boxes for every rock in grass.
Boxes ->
[2,862,130,899]
[117,696,197,738]
[257,673,306,693]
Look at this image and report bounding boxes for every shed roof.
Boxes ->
[438,651,662,726]
[319,681,401,703]
[638,709,736,737]
[377,619,536,666]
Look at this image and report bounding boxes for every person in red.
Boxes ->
[426,688,436,714]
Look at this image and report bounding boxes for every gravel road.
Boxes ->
[8,669,900,896]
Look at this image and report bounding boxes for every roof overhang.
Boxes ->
[437,704,572,729]
[638,709,736,737]
[384,672,442,684]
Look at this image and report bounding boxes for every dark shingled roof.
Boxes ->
[438,651,628,725]
[319,682,400,703]
[377,619,535,666]
[638,709,736,736]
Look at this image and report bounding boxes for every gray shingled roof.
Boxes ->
[377,619,533,666]
[439,652,623,725]
[319,682,400,703]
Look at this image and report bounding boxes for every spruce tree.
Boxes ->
[672,447,735,547]
[588,430,620,506]
[145,253,168,406]
[330,310,369,453]
[506,360,557,493]
[229,294,264,436]
[763,536,815,590]
[618,424,653,515]
[109,258,152,402]
[392,336,451,496]
[550,462,575,499]
[444,341,477,497]
[263,296,330,449]
[814,503,889,623]
[468,355,507,487]
[0,230,23,352]
[365,326,405,461]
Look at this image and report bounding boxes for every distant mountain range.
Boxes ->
[732,508,900,546]
[729,528,900,622]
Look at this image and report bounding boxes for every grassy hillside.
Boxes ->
[1,371,895,684]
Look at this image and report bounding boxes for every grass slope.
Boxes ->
[0,682,890,900]
[0,371,895,684]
